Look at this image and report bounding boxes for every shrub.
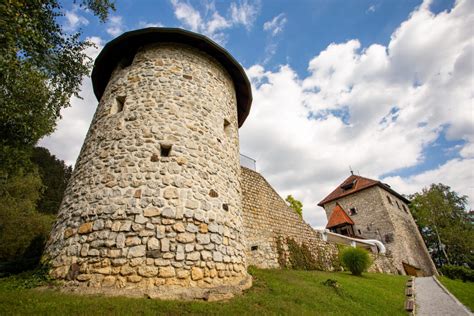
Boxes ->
[340,247,372,276]
[440,265,474,282]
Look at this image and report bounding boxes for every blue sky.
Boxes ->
[43,0,473,227]
[65,1,454,71]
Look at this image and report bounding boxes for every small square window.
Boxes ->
[111,96,125,114]
[160,144,172,157]
[222,203,229,211]
[251,245,258,251]
[349,207,357,215]
[384,233,394,243]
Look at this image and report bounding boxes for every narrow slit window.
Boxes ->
[160,144,172,157]
[111,96,125,114]
[222,203,229,211]
[387,195,393,205]
[402,205,408,213]
[224,119,231,137]
[396,201,401,209]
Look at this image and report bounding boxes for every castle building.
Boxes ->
[44,28,253,300]
[318,174,438,276]
[43,27,409,300]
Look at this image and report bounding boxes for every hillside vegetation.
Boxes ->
[0,268,408,315]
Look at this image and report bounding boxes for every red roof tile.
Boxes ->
[318,174,410,206]
[326,204,354,229]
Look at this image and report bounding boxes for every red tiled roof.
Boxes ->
[318,174,410,206]
[326,204,354,229]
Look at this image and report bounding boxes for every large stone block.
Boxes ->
[128,245,146,258]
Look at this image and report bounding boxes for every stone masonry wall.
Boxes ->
[323,186,437,276]
[241,167,339,270]
[378,187,438,276]
[44,43,250,295]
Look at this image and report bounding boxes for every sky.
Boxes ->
[40,0,474,228]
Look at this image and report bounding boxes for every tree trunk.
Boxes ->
[433,224,450,265]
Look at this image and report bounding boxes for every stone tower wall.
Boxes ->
[241,167,339,270]
[323,186,437,276]
[44,42,250,294]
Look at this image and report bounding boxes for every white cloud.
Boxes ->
[171,0,203,32]
[229,0,260,30]
[460,143,474,159]
[106,15,125,37]
[170,0,260,44]
[239,0,474,227]
[262,13,287,63]
[64,6,89,32]
[367,5,376,13]
[263,13,287,36]
[138,21,164,28]
[170,0,234,43]
[207,12,232,34]
[84,36,103,59]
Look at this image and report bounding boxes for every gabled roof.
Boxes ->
[326,204,354,229]
[318,174,410,206]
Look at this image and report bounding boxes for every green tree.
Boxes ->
[409,183,473,268]
[0,0,115,179]
[31,147,72,214]
[286,195,303,218]
[0,170,55,272]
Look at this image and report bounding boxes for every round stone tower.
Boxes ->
[44,28,252,299]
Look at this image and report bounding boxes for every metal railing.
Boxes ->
[240,153,256,171]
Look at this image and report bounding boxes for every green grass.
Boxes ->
[438,276,474,311]
[0,268,408,315]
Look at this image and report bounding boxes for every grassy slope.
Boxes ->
[0,268,408,315]
[438,276,474,312]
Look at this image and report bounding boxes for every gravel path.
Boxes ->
[415,276,472,315]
